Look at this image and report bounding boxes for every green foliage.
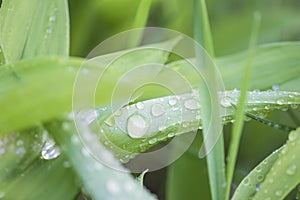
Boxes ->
[0,0,300,200]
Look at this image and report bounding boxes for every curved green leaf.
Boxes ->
[253,127,300,200]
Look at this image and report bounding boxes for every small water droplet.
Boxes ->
[114,109,122,117]
[281,145,288,155]
[41,139,61,160]
[184,99,200,110]
[220,96,233,107]
[71,135,80,144]
[286,164,297,175]
[257,175,264,182]
[276,98,285,105]
[158,125,166,131]
[63,161,71,168]
[16,139,24,146]
[243,178,250,186]
[167,132,175,138]
[127,114,149,138]
[148,138,158,145]
[168,99,177,106]
[50,15,56,22]
[15,146,26,156]
[291,104,299,109]
[272,84,280,91]
[106,179,121,194]
[136,102,144,110]
[151,104,166,117]
[275,189,282,196]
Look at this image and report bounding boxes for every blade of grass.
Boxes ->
[225,12,261,200]
[193,1,225,200]
[128,0,152,47]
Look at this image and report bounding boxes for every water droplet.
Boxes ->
[127,114,149,138]
[291,104,299,109]
[272,84,280,91]
[136,102,144,110]
[220,96,233,107]
[257,175,264,182]
[288,131,298,141]
[255,166,262,172]
[184,99,200,110]
[276,98,285,105]
[151,104,166,117]
[148,138,158,145]
[15,146,26,156]
[71,135,80,144]
[50,15,56,22]
[286,164,297,175]
[114,109,122,117]
[281,145,288,155]
[168,99,177,106]
[275,189,282,196]
[243,178,250,186]
[167,132,175,138]
[63,161,71,168]
[41,139,61,160]
[158,125,166,131]
[106,179,121,194]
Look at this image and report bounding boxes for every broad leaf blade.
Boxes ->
[0,0,69,63]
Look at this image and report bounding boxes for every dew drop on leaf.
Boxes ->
[184,99,201,110]
[286,164,297,176]
[151,103,166,117]
[168,98,177,106]
[136,102,145,110]
[148,138,158,145]
[275,189,282,197]
[288,131,298,141]
[127,114,149,138]
[41,139,61,160]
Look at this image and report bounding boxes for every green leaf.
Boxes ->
[45,119,156,200]
[0,0,69,63]
[231,146,282,200]
[225,12,261,200]
[1,155,79,200]
[253,128,300,200]
[0,38,177,133]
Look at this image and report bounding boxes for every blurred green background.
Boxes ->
[68,0,300,199]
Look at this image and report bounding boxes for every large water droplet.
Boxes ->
[184,99,200,110]
[127,114,149,138]
[41,139,61,160]
[286,164,297,175]
[151,104,166,117]
[106,179,121,194]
